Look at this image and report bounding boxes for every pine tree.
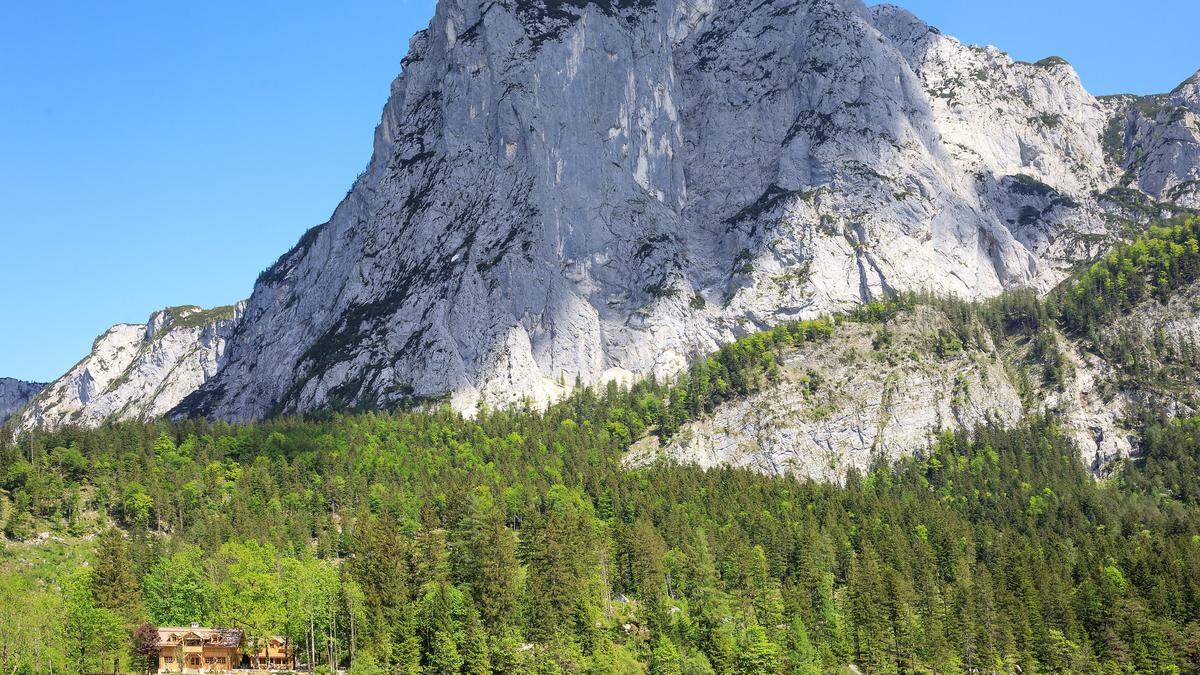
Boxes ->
[451,486,521,630]
[488,625,523,674]
[394,604,423,674]
[623,518,669,624]
[90,528,142,624]
[427,629,464,674]
[735,623,779,674]
[743,546,783,629]
[651,634,683,675]
[680,650,716,675]
[348,512,418,670]
[462,610,492,675]
[524,485,604,645]
[681,527,719,603]
[816,572,851,668]
[417,578,467,664]
[700,610,736,674]
[848,545,895,674]
[783,617,820,675]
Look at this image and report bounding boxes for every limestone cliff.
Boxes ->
[0,379,45,426]
[174,0,1200,421]
[633,278,1200,480]
[14,304,243,432]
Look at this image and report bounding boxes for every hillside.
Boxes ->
[4,382,1200,672]
[629,303,1028,480]
[6,219,1200,672]
[629,299,1128,481]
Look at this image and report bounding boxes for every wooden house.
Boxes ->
[153,624,294,672]
[154,624,242,673]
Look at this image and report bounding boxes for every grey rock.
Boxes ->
[1107,70,1200,209]
[627,306,1025,480]
[0,378,45,426]
[15,304,244,432]
[625,305,1132,480]
[151,0,1192,421]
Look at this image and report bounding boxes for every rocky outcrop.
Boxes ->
[168,0,1198,422]
[1057,277,1200,472]
[1050,344,1131,475]
[15,304,243,432]
[624,303,1141,479]
[632,271,1200,479]
[627,306,1025,480]
[1105,71,1200,209]
[0,378,45,425]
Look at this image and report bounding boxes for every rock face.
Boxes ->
[627,306,1026,481]
[624,300,1151,480]
[0,378,45,425]
[172,0,1199,421]
[15,304,243,432]
[1056,276,1200,472]
[1106,71,1200,209]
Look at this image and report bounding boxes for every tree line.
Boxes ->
[4,406,1200,672]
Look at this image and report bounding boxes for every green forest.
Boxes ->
[3,217,1200,674]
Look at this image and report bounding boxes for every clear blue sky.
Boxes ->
[1,1,1196,382]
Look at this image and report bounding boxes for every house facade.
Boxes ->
[250,636,295,670]
[153,624,295,673]
[155,625,243,673]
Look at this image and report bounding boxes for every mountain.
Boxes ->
[11,223,1200,666]
[12,304,243,432]
[170,0,1199,423]
[0,378,45,425]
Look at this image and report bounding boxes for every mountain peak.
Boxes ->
[168,0,1198,422]
[1171,68,1200,105]
[13,302,244,432]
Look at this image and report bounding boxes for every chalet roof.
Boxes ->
[155,626,243,649]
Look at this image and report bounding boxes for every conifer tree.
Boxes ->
[348,512,419,671]
[735,623,780,674]
[524,485,604,646]
[848,545,894,673]
[650,635,683,675]
[427,629,463,674]
[783,617,820,675]
[451,486,520,630]
[461,609,492,675]
[91,527,143,624]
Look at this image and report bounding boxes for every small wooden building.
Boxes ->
[251,636,295,670]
